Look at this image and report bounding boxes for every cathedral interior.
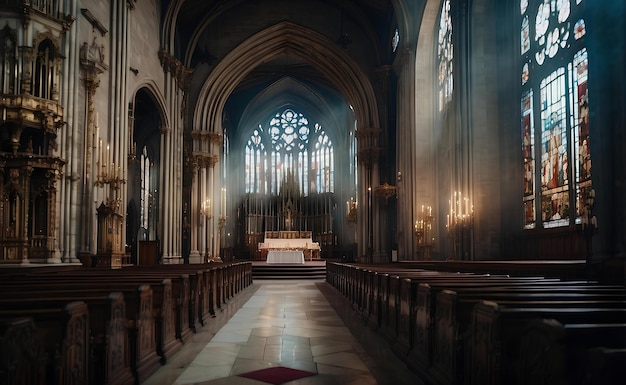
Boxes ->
[0,1,625,384]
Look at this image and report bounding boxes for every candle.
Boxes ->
[221,188,226,215]
[95,114,99,145]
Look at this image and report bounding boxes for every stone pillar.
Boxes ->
[188,154,201,262]
[356,128,381,263]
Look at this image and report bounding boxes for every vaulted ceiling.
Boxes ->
[165,0,397,142]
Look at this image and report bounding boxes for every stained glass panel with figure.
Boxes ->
[520,0,589,229]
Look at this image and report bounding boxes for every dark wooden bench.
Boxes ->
[0,283,159,384]
[325,262,626,385]
[515,319,626,385]
[13,268,194,346]
[465,301,626,385]
[0,317,48,385]
[0,292,134,385]
[0,301,90,385]
[1,276,180,365]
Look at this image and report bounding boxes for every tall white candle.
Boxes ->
[221,188,226,215]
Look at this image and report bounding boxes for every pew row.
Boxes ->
[0,261,252,385]
[325,262,626,385]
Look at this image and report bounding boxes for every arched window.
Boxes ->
[312,125,334,193]
[520,0,589,229]
[140,147,152,230]
[244,108,334,195]
[0,27,17,94]
[245,129,265,194]
[437,0,453,111]
[392,27,400,53]
[33,39,57,100]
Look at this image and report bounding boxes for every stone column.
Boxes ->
[188,154,201,262]
[356,128,381,263]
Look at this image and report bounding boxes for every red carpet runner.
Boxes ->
[237,366,317,384]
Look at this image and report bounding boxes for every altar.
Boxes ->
[266,250,305,264]
[258,231,321,261]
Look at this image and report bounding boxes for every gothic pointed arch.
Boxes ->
[235,77,343,146]
[193,21,379,135]
[126,85,167,261]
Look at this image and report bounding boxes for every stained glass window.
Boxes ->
[522,91,535,227]
[312,125,334,193]
[520,0,589,229]
[392,28,400,53]
[437,0,453,111]
[244,108,334,195]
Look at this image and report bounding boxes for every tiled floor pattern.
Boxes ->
[144,280,423,385]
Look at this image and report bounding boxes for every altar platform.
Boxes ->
[257,231,321,261]
[266,250,305,264]
[251,260,326,280]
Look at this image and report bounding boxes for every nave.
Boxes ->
[143,280,422,385]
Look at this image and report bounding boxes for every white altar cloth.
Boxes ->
[266,250,305,264]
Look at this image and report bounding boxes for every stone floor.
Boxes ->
[143,280,423,385]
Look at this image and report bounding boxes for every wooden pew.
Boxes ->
[515,319,626,385]
[0,283,159,384]
[1,276,180,366]
[0,292,133,385]
[325,262,626,385]
[427,288,625,385]
[586,347,626,385]
[0,301,89,385]
[0,317,47,385]
[16,268,193,346]
[465,301,626,385]
[0,261,252,385]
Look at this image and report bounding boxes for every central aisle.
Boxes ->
[144,280,423,385]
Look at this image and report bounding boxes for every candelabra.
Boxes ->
[581,188,597,262]
[95,142,126,210]
[346,197,358,223]
[415,205,434,260]
[446,191,473,260]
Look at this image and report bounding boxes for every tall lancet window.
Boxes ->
[140,147,151,230]
[245,129,265,194]
[312,125,334,193]
[244,108,334,196]
[437,0,453,111]
[520,0,590,229]
[0,27,17,94]
[33,39,57,100]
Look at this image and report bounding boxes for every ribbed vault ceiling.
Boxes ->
[166,0,394,140]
